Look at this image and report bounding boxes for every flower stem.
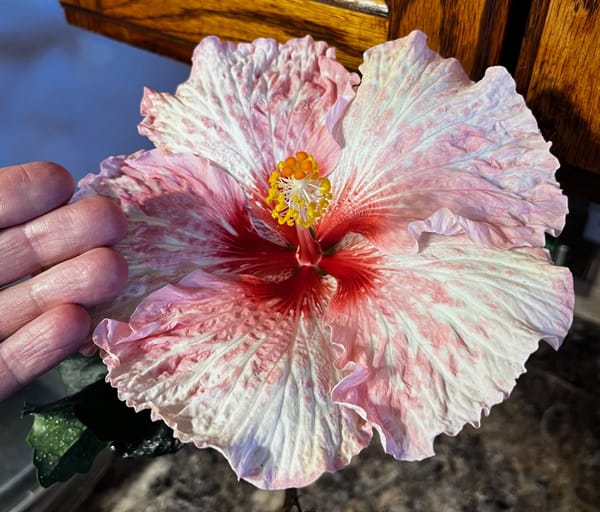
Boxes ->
[282,488,303,512]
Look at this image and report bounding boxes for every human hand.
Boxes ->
[0,162,128,400]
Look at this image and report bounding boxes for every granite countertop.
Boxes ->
[65,317,600,512]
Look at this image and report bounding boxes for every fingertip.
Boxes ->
[101,198,128,243]
[88,246,129,299]
[22,161,75,199]
[0,161,75,227]
[76,196,129,245]
[38,160,75,191]
[56,303,92,342]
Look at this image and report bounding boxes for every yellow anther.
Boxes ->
[265,152,332,228]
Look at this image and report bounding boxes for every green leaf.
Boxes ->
[25,378,183,486]
[72,380,183,457]
[112,420,183,458]
[25,401,108,487]
[58,352,107,395]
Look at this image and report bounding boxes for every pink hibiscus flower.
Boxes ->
[79,31,574,489]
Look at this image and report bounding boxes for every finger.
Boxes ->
[0,196,127,286]
[0,247,128,340]
[0,162,74,228]
[0,303,90,401]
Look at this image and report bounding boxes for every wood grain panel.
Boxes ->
[60,0,388,70]
[387,0,512,79]
[61,0,512,78]
[516,0,600,176]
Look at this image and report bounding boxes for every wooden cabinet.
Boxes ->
[58,0,510,76]
[59,0,600,201]
[515,0,600,200]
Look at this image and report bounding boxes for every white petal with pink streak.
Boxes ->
[325,234,573,460]
[94,269,371,489]
[139,36,358,214]
[319,31,565,253]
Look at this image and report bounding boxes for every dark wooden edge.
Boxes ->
[497,0,532,75]
[316,0,388,16]
[469,0,512,78]
[514,0,552,94]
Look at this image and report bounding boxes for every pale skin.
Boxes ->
[0,162,128,400]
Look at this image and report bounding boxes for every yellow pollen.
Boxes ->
[265,152,332,228]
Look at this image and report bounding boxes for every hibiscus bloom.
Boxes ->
[79,31,574,489]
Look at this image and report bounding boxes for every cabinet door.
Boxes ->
[60,0,509,77]
[385,0,510,79]
[516,0,600,181]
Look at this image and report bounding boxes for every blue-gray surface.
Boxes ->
[0,0,190,182]
[0,5,189,510]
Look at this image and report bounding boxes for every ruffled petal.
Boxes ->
[322,234,573,460]
[319,30,565,253]
[77,149,296,328]
[94,267,372,489]
[139,36,358,222]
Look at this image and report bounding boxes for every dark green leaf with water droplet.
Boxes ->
[25,377,182,487]
[25,400,108,487]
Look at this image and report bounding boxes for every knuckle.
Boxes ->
[0,342,22,383]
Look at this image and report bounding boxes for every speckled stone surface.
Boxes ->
[78,317,600,512]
